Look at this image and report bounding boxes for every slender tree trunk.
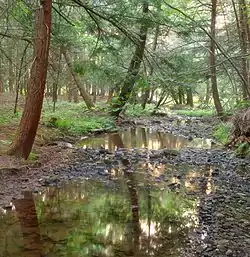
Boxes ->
[204,75,211,104]
[210,0,223,117]
[72,86,79,103]
[8,46,14,93]
[62,49,94,109]
[178,87,184,104]
[232,0,250,99]
[0,74,4,93]
[238,0,250,99]
[107,87,115,102]
[186,87,194,107]
[7,1,52,159]
[142,24,160,109]
[92,84,97,103]
[111,2,149,116]
[52,82,57,112]
[152,91,169,113]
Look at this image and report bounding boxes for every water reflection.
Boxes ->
[0,161,216,257]
[79,127,212,150]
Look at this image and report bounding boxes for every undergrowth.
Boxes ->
[124,104,155,117]
[235,142,250,157]
[43,101,116,135]
[213,123,231,144]
[174,109,215,117]
[0,108,21,125]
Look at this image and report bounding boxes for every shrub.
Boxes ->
[213,123,231,144]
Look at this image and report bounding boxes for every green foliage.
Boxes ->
[0,109,21,125]
[235,142,250,157]
[28,151,38,161]
[174,108,215,117]
[43,101,116,135]
[125,104,155,117]
[213,123,231,144]
[234,100,250,110]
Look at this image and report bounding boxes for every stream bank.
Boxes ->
[0,115,249,257]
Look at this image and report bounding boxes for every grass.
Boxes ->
[0,108,21,125]
[213,123,231,144]
[174,108,215,117]
[124,103,155,117]
[0,99,117,158]
[42,101,116,135]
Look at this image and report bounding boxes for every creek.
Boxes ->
[0,124,250,257]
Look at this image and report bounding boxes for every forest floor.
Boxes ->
[1,94,250,257]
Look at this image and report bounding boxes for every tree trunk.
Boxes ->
[0,74,4,93]
[204,75,211,104]
[62,49,95,109]
[238,0,250,99]
[8,45,15,93]
[232,0,250,99]
[178,87,184,104]
[0,60,4,93]
[141,24,160,109]
[52,82,57,112]
[92,84,97,103]
[107,87,115,102]
[210,0,224,117]
[7,1,52,159]
[186,87,194,107]
[111,2,149,117]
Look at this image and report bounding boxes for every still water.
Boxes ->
[0,163,214,257]
[79,127,212,150]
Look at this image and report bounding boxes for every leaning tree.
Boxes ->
[7,0,52,159]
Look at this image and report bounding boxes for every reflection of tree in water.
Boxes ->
[1,134,200,257]
[0,179,196,257]
[13,192,42,257]
[80,127,189,150]
[124,170,141,255]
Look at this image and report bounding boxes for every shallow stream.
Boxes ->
[78,127,213,150]
[0,127,249,257]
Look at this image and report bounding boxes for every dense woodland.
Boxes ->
[1,2,250,256]
[1,0,250,158]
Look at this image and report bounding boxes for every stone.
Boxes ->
[225,249,233,256]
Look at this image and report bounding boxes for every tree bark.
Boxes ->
[210,0,224,117]
[0,74,4,93]
[186,87,194,107]
[141,24,160,109]
[92,84,97,103]
[8,44,15,93]
[111,2,149,116]
[62,48,95,109]
[7,1,52,159]
[238,0,250,99]
[204,75,211,104]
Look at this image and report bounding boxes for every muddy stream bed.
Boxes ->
[0,118,250,257]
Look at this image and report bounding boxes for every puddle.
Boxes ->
[78,127,212,150]
[0,164,215,257]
